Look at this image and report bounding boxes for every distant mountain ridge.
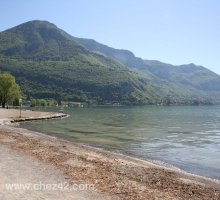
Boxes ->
[0,20,219,105]
[74,37,220,91]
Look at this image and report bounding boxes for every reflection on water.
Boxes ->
[20,106,220,179]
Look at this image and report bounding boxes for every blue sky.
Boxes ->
[0,0,220,74]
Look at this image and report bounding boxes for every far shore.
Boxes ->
[0,108,220,199]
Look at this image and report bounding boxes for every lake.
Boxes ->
[20,105,220,179]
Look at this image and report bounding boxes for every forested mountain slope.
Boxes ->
[0,20,219,105]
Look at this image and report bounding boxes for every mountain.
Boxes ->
[0,20,219,105]
[0,20,163,105]
[74,37,220,103]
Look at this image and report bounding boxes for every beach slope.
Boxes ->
[0,109,220,199]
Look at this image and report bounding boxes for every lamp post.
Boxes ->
[19,98,22,118]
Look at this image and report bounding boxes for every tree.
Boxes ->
[0,73,21,108]
[30,99,36,107]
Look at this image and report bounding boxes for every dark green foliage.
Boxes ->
[0,56,163,105]
[13,97,20,106]
[0,20,160,105]
[0,20,88,61]
[0,20,220,105]
[30,98,57,107]
[75,37,220,104]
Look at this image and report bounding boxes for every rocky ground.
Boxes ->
[0,124,219,200]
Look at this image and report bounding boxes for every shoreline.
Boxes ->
[19,120,220,182]
[0,108,68,125]
[0,109,220,199]
[4,125,220,184]
[69,138,220,184]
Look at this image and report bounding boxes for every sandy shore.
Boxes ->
[0,109,220,199]
[0,108,68,125]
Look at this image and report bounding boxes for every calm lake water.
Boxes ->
[20,106,220,179]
